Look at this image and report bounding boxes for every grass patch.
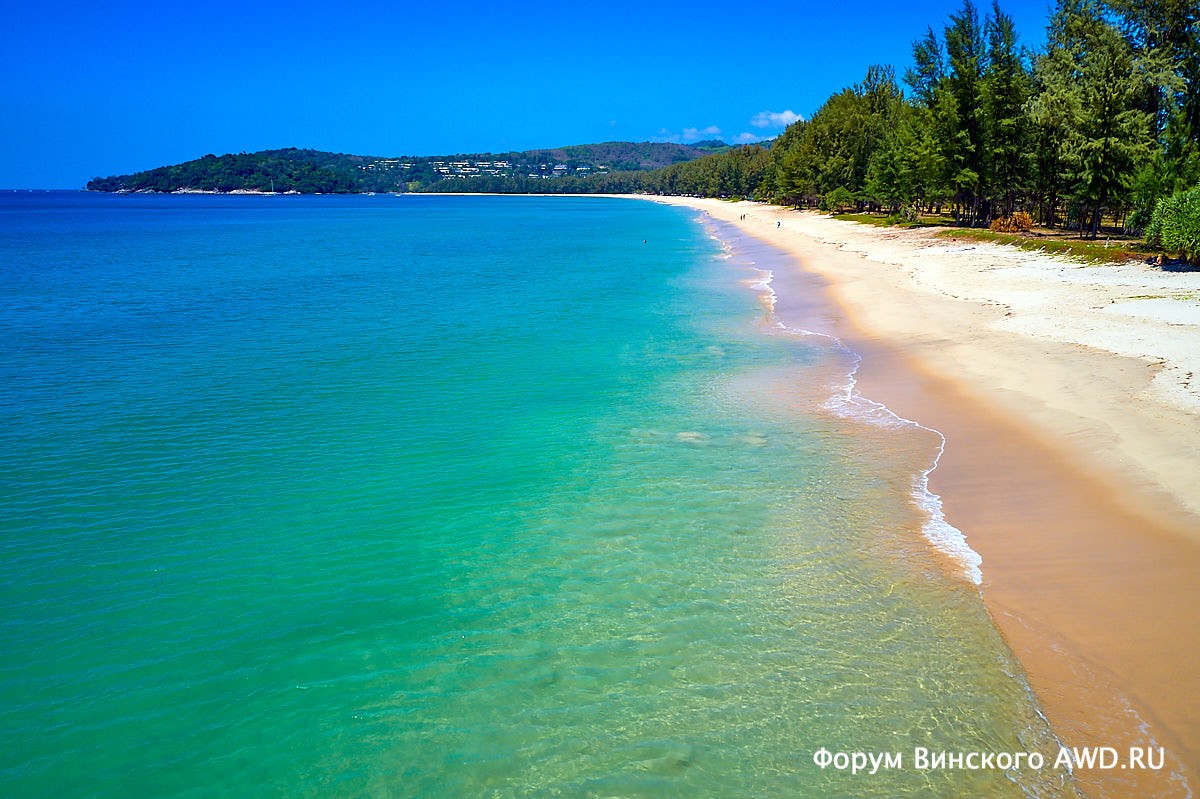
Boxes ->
[833,213,893,227]
[833,212,958,228]
[936,228,1155,263]
[1124,292,1199,301]
[829,212,1163,264]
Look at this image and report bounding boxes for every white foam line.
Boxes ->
[756,272,984,586]
[704,214,982,584]
[743,268,778,314]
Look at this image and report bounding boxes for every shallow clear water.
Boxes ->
[0,193,1074,796]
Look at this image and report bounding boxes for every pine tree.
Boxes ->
[943,0,987,225]
[981,1,1031,218]
[771,66,903,206]
[905,27,945,108]
[1026,47,1079,227]
[1101,0,1199,228]
[1044,1,1154,236]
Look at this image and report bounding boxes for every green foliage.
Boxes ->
[87,150,360,194]
[1046,2,1154,236]
[1101,0,1200,165]
[771,65,902,205]
[864,104,943,210]
[1146,186,1200,262]
[523,141,726,172]
[906,27,945,107]
[86,142,725,194]
[642,145,772,199]
[1026,46,1079,226]
[820,186,858,212]
[942,0,987,219]
[982,1,1030,215]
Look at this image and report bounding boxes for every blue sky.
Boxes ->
[1,0,1052,188]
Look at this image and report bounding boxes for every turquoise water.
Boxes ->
[0,193,1074,796]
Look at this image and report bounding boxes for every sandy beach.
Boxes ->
[646,196,1200,798]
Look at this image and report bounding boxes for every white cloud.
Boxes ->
[733,132,767,144]
[653,125,723,144]
[682,125,722,142]
[750,110,802,129]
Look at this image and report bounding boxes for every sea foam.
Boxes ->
[742,266,984,585]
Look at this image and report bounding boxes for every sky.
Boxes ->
[1,0,1053,188]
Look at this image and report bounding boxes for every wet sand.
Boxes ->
[646,196,1200,799]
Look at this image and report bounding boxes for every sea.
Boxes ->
[0,192,1076,797]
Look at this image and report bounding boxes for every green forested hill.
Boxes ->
[85,141,730,194]
[85,150,362,194]
[530,140,729,171]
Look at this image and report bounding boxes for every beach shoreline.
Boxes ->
[641,195,1200,799]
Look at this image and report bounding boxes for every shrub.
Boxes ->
[1146,186,1200,263]
[820,186,857,213]
[989,211,1034,233]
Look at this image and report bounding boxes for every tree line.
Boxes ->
[85,151,364,194]
[86,143,729,195]
[639,0,1198,250]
